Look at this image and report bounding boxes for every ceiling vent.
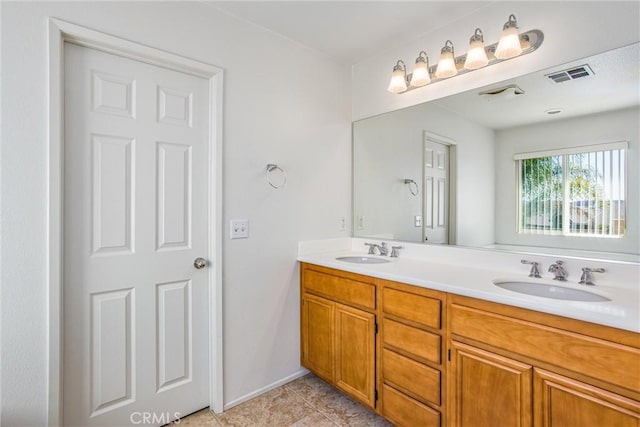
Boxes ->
[545,64,594,83]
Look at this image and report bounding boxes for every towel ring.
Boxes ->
[266,164,287,189]
[404,179,419,196]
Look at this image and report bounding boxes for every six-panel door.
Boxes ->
[63,42,210,426]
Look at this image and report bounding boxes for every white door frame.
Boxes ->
[47,18,224,425]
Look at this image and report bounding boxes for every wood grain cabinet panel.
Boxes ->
[534,368,640,427]
[335,303,376,407]
[382,318,441,364]
[382,287,441,329]
[303,266,375,310]
[382,384,441,427]
[450,341,533,427]
[382,348,440,405]
[301,294,334,382]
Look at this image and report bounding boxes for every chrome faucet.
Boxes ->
[579,267,605,286]
[378,242,389,256]
[521,260,541,278]
[548,260,568,281]
[364,242,389,256]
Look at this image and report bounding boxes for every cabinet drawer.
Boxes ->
[382,287,440,329]
[382,384,440,427]
[450,303,640,393]
[383,348,440,405]
[303,268,375,310]
[383,318,441,364]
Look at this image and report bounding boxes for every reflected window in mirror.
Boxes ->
[517,142,627,238]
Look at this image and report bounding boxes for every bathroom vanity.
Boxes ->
[298,243,640,426]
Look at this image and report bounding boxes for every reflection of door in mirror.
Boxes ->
[424,135,451,244]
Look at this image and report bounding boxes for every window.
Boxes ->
[516,142,627,237]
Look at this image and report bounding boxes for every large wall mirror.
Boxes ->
[353,43,639,262]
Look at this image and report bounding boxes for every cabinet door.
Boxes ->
[450,341,533,427]
[335,302,376,408]
[534,368,640,427]
[301,293,335,381]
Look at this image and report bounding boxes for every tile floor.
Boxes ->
[178,374,393,427]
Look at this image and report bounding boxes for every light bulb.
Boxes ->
[435,40,457,78]
[410,51,431,87]
[495,14,523,60]
[387,60,407,93]
[464,28,489,70]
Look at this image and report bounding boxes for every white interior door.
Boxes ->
[63,42,210,426]
[424,138,450,244]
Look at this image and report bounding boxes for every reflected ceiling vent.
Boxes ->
[545,64,594,83]
[478,84,525,100]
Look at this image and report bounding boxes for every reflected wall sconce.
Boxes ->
[387,14,543,94]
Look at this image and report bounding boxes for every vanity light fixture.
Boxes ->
[410,51,431,87]
[387,60,408,93]
[435,40,457,78]
[464,28,489,70]
[495,14,523,60]
[387,14,543,94]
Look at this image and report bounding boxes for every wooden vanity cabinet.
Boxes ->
[448,294,640,427]
[300,263,640,427]
[379,280,446,426]
[300,263,377,408]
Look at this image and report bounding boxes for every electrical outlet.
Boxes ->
[357,216,365,230]
[414,215,422,227]
[230,219,249,239]
[339,217,346,231]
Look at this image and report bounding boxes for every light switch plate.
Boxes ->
[230,219,249,239]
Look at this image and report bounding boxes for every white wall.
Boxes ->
[353,102,495,246]
[495,107,640,254]
[352,1,640,120]
[0,2,351,425]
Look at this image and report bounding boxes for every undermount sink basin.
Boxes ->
[493,280,610,302]
[336,256,390,264]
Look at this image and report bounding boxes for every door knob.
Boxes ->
[193,257,207,269]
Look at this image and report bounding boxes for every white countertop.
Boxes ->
[298,248,640,333]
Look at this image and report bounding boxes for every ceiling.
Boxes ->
[207,2,638,128]
[431,42,640,129]
[209,1,491,64]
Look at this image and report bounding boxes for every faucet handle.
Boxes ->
[579,267,605,286]
[390,246,403,258]
[521,260,541,278]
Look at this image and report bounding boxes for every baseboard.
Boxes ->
[222,368,310,411]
